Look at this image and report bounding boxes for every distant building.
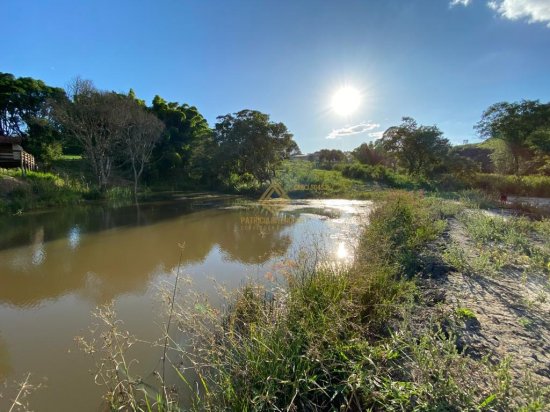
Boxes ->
[0,135,36,171]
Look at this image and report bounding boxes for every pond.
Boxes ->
[0,196,372,411]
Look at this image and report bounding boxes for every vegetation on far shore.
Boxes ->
[1,71,550,216]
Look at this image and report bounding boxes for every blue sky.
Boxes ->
[4,0,550,153]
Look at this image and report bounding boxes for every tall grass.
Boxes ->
[165,192,544,410]
[75,192,549,410]
[0,170,88,214]
[472,174,550,197]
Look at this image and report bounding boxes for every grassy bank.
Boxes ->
[0,169,88,214]
[79,192,548,411]
[178,193,546,411]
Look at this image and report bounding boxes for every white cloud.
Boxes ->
[368,131,384,140]
[488,0,550,27]
[450,0,472,6]
[326,122,380,139]
[451,0,550,27]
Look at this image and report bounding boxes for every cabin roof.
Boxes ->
[0,135,23,144]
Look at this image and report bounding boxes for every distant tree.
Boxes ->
[380,117,450,176]
[117,97,165,199]
[0,72,67,157]
[318,149,346,164]
[213,110,299,184]
[450,144,493,173]
[475,100,550,174]
[352,142,386,165]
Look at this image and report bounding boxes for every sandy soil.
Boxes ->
[422,218,550,387]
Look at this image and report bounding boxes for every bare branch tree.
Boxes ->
[54,79,123,191]
[117,99,164,200]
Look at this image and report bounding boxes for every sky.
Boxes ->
[3,0,550,153]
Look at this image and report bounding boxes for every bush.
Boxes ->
[341,163,432,190]
[471,173,550,197]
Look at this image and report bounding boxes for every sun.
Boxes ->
[331,86,361,116]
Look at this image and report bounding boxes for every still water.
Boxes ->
[0,196,371,411]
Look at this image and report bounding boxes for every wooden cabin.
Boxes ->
[0,135,36,171]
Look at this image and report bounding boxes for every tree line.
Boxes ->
[0,72,300,196]
[348,104,549,179]
[1,71,548,196]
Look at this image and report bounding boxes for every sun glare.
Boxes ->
[331,86,361,116]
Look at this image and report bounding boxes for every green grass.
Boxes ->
[0,169,88,214]
[73,191,550,411]
[165,192,546,411]
[340,162,433,190]
[472,173,550,198]
[455,307,477,320]
[275,160,367,198]
[0,157,140,214]
[459,211,550,275]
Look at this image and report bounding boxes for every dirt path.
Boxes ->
[424,217,550,387]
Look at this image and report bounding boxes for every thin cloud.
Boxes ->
[326,122,380,139]
[450,0,472,6]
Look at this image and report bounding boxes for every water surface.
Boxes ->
[0,197,371,411]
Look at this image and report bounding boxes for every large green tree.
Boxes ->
[475,100,550,175]
[0,72,66,157]
[380,117,450,176]
[213,110,299,184]
[150,95,211,180]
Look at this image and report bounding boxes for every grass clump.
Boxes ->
[458,211,550,277]
[455,307,477,320]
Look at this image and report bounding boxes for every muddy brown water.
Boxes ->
[0,197,371,411]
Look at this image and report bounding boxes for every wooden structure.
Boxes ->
[0,135,37,172]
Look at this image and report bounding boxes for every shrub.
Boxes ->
[472,173,550,197]
[341,163,432,190]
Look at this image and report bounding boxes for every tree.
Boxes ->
[318,149,346,165]
[380,117,450,176]
[54,78,124,190]
[150,95,211,180]
[117,98,164,199]
[213,110,299,184]
[0,72,67,157]
[475,100,550,175]
[352,142,386,166]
